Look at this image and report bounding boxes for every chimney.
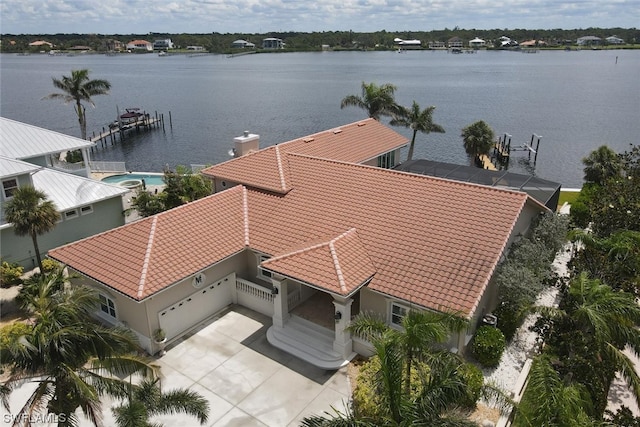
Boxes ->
[233,130,260,157]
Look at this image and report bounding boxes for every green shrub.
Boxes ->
[0,322,32,348]
[493,302,525,342]
[1,261,24,288]
[471,326,506,367]
[41,258,60,273]
[457,362,484,407]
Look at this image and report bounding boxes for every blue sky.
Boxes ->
[1,0,637,35]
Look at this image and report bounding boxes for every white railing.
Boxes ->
[51,159,87,171]
[236,278,274,316]
[90,161,127,173]
[288,289,301,309]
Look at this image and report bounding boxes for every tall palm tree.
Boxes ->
[43,69,111,140]
[0,273,157,426]
[3,186,59,272]
[582,145,621,185]
[340,82,398,121]
[348,309,467,396]
[390,101,445,161]
[461,120,495,163]
[112,378,208,427]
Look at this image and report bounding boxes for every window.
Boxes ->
[377,151,396,169]
[390,302,408,327]
[64,209,78,220]
[2,179,18,199]
[99,294,117,318]
[257,254,272,281]
[80,205,93,215]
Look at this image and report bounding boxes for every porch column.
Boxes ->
[271,275,289,328]
[333,297,353,358]
[81,147,92,178]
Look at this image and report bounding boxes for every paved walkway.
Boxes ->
[1,306,351,426]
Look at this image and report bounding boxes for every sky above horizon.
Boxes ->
[1,0,637,35]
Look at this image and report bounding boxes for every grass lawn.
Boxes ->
[557,190,580,209]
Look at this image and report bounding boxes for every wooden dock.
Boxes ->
[89,110,170,150]
[477,154,497,171]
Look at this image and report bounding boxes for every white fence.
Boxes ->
[90,161,127,173]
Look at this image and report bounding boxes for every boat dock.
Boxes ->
[89,109,171,150]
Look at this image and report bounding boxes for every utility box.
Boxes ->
[481,313,498,328]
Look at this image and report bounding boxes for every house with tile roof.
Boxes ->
[49,119,548,368]
[1,118,128,269]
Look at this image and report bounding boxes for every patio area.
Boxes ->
[1,306,351,427]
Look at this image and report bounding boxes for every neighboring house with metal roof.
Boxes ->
[1,119,129,269]
[1,117,95,178]
[49,119,548,368]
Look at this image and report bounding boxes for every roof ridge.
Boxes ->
[278,118,374,148]
[242,186,250,246]
[137,216,158,299]
[274,145,288,191]
[328,228,357,294]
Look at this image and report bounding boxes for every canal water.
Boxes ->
[1,49,639,187]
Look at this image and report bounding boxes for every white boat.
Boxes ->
[158,51,167,57]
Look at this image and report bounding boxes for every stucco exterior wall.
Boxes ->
[4,196,125,268]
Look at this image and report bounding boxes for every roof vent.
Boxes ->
[333,128,342,134]
[357,122,366,127]
[303,137,314,143]
[243,130,250,137]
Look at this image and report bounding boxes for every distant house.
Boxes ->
[520,40,547,47]
[606,36,625,45]
[469,37,486,48]
[428,40,446,49]
[232,39,256,49]
[153,39,174,50]
[126,40,153,51]
[50,118,548,369]
[262,38,284,49]
[447,37,464,48]
[577,36,602,46]
[186,45,205,51]
[28,40,53,48]
[394,37,421,49]
[498,36,519,48]
[104,39,124,51]
[1,118,128,269]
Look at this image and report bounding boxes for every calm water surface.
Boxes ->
[2,50,639,187]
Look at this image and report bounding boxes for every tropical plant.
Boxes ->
[390,101,445,161]
[1,261,24,288]
[112,378,208,427]
[0,270,157,426]
[3,186,59,273]
[470,326,506,367]
[461,120,495,163]
[348,309,467,396]
[340,82,398,121]
[43,69,111,140]
[582,145,622,185]
[534,273,640,416]
[514,355,594,426]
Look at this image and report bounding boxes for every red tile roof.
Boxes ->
[50,121,544,317]
[202,118,407,194]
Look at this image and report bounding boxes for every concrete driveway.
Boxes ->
[1,306,351,427]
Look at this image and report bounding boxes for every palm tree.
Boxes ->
[340,82,398,121]
[3,186,59,272]
[43,69,111,140]
[348,309,467,396]
[112,378,208,427]
[514,355,594,427]
[390,101,445,161]
[0,272,157,426]
[582,145,621,185]
[461,120,495,163]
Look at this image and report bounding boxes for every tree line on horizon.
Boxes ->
[1,27,638,53]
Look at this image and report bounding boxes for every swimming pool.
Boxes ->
[101,173,165,186]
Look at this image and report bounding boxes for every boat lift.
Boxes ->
[493,133,542,169]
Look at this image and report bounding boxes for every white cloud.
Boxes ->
[0,0,637,34]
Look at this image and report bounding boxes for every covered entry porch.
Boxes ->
[266,276,360,370]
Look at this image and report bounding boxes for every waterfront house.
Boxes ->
[447,37,464,48]
[577,36,602,46]
[232,39,256,49]
[126,40,153,52]
[469,37,486,48]
[49,119,547,368]
[394,38,422,49]
[428,41,446,49]
[1,118,128,269]
[153,39,174,50]
[262,38,284,49]
[606,36,625,45]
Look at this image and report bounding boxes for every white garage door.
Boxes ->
[158,273,234,341]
